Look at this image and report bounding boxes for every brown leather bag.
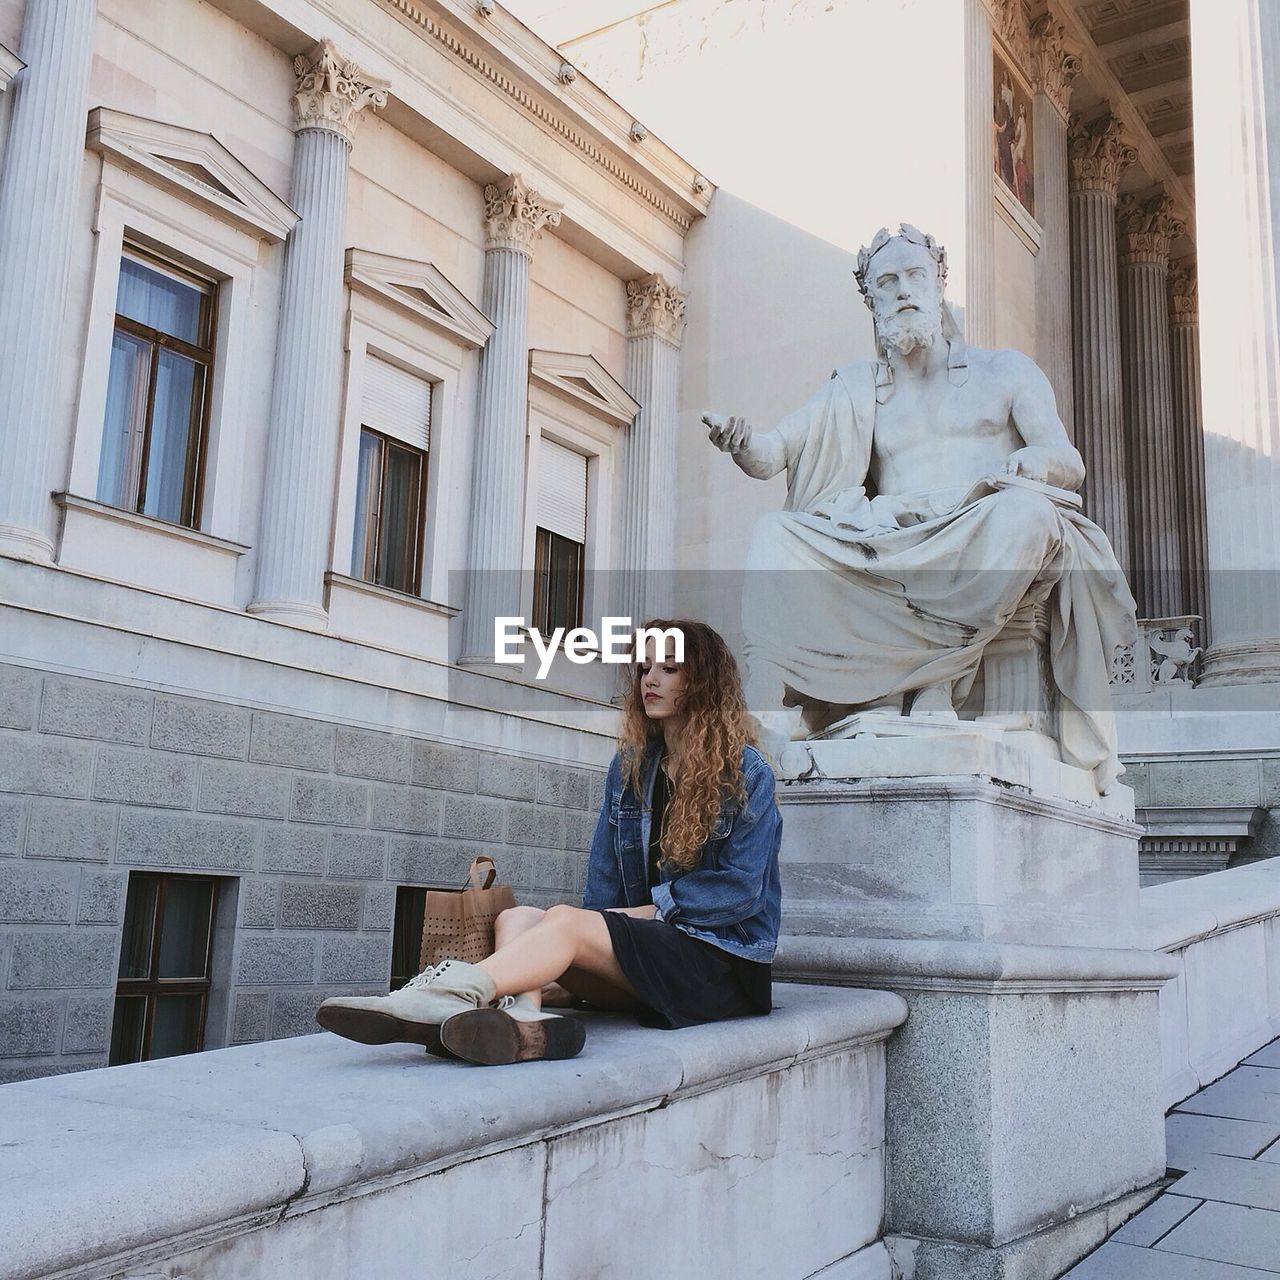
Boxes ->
[418,855,517,967]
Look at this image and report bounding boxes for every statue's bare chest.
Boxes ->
[872,378,1012,450]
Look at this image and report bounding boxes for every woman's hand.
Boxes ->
[606,904,659,919]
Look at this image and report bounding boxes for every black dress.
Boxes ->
[600,763,773,1030]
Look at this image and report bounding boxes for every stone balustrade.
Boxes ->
[0,985,905,1280]
[1143,858,1280,1109]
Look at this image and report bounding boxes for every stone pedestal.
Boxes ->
[774,736,1175,1279]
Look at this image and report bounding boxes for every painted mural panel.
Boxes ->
[993,46,1034,217]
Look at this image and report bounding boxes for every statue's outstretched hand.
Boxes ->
[703,412,752,454]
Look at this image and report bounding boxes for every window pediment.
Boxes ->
[0,42,23,92]
[529,351,639,427]
[86,107,299,243]
[345,249,496,350]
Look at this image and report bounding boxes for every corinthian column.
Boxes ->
[1030,9,1082,434]
[249,42,388,627]
[0,0,97,563]
[963,0,997,347]
[619,274,687,625]
[1189,0,1280,685]
[1068,111,1136,573]
[1169,259,1209,633]
[458,175,562,663]
[1117,191,1185,620]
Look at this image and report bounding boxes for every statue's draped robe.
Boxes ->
[741,356,1137,790]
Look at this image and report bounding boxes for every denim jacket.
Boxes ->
[581,742,782,963]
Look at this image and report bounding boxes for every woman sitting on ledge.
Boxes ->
[316,619,783,1065]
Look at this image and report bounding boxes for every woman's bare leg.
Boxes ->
[478,905,640,1004]
[492,905,547,1007]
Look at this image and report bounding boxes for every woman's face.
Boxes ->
[638,639,688,722]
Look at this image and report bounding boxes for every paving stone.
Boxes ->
[1259,1138,1280,1165]
[279,881,363,930]
[0,863,76,923]
[1067,1240,1277,1278]
[0,997,64,1056]
[231,992,270,1043]
[198,760,291,818]
[62,996,114,1054]
[477,755,537,801]
[386,836,478,885]
[370,783,442,835]
[151,696,250,759]
[1113,1194,1202,1246]
[260,824,327,875]
[506,801,567,851]
[117,809,257,872]
[441,794,504,841]
[319,934,391,984]
[410,741,480,792]
[291,775,368,826]
[235,935,316,985]
[77,869,126,924]
[0,665,40,730]
[1246,1042,1280,1069]
[9,932,119,989]
[1158,1201,1280,1274]
[0,730,93,797]
[23,798,114,862]
[334,727,411,783]
[249,712,332,771]
[1179,1068,1280,1125]
[238,879,279,928]
[328,830,386,879]
[0,795,24,856]
[39,676,152,745]
[93,747,197,809]
[536,763,591,809]
[1172,1154,1280,1211]
[1167,1113,1280,1169]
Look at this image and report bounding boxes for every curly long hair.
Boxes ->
[618,619,757,873]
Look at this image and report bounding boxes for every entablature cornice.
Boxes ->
[0,41,23,92]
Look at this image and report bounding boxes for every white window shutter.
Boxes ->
[537,437,588,543]
[362,355,431,450]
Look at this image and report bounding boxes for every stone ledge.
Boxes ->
[1142,857,1280,950]
[0,985,906,1280]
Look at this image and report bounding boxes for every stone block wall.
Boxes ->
[0,663,603,1082]
[1123,751,1280,880]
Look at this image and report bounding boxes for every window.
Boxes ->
[351,356,432,594]
[110,872,219,1065]
[96,248,216,528]
[390,886,428,990]
[532,437,588,633]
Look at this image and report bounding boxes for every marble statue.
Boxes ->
[704,224,1136,791]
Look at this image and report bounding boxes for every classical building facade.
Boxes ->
[0,0,701,1078]
[0,0,1277,1079]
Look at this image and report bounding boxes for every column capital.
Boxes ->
[1067,112,1137,196]
[625,274,687,347]
[1169,257,1198,327]
[1030,11,1082,120]
[483,173,563,255]
[292,40,389,145]
[1117,191,1185,269]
